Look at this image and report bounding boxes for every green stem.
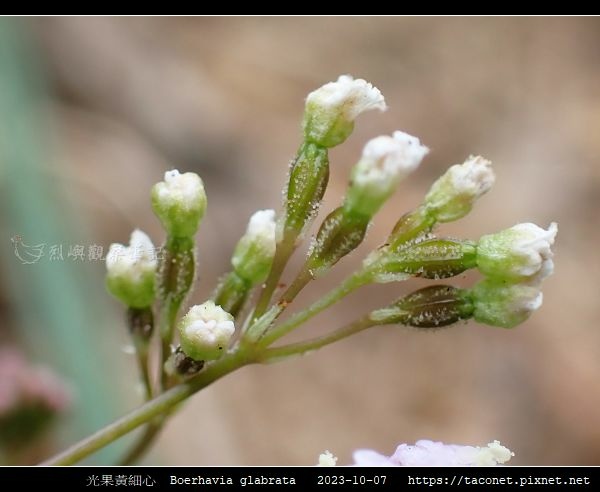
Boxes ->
[252,231,296,320]
[117,420,163,465]
[160,296,181,389]
[157,235,195,389]
[256,210,436,348]
[127,307,155,399]
[133,339,152,400]
[241,251,316,345]
[259,270,368,348]
[278,264,313,306]
[252,142,329,322]
[212,271,250,318]
[41,351,249,466]
[260,316,375,362]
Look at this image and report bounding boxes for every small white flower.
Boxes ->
[357,131,429,186]
[346,131,428,216]
[151,169,207,238]
[106,229,157,308]
[471,278,544,328]
[317,450,338,466]
[425,156,495,222]
[353,440,513,466]
[179,301,235,361]
[231,209,277,284]
[245,210,277,258]
[306,75,387,123]
[303,75,387,148]
[159,170,204,208]
[106,230,156,276]
[477,222,558,281]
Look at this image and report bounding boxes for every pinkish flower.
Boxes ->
[0,348,72,418]
[353,440,513,466]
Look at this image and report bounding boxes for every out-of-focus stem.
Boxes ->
[41,351,249,466]
[117,420,163,466]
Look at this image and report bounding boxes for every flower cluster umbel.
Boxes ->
[99,74,557,465]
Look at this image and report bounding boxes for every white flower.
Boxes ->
[158,170,204,209]
[477,222,557,282]
[530,257,554,285]
[106,229,157,308]
[353,440,513,466]
[151,169,207,238]
[317,451,338,466]
[306,75,387,123]
[231,209,277,284]
[471,278,544,328]
[303,75,387,148]
[179,301,235,361]
[346,131,428,216]
[106,229,156,275]
[357,131,429,186]
[245,210,277,258]
[425,156,495,222]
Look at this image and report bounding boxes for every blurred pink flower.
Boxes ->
[0,348,72,417]
[353,440,513,466]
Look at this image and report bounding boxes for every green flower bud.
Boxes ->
[477,222,557,282]
[232,210,277,284]
[106,229,157,308]
[370,285,473,328]
[151,169,207,238]
[179,301,235,361]
[469,278,543,328]
[303,75,387,148]
[345,131,429,217]
[424,156,495,223]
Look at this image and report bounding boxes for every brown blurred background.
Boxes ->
[1,17,599,465]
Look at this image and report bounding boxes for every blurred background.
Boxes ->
[0,17,599,465]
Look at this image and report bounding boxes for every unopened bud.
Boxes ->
[425,156,495,223]
[232,210,277,284]
[477,222,557,282]
[179,301,235,361]
[151,169,207,238]
[468,278,543,328]
[345,131,428,218]
[106,229,157,308]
